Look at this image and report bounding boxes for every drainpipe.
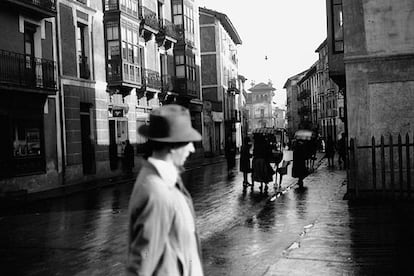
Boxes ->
[55,3,66,186]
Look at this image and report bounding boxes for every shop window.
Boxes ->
[13,120,42,158]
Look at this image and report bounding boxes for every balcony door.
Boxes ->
[24,24,36,86]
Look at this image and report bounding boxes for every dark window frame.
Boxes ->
[331,0,344,53]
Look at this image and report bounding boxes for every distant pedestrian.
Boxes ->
[325,135,335,167]
[127,104,204,276]
[252,135,274,193]
[337,133,346,169]
[225,138,236,177]
[292,139,308,188]
[240,136,252,187]
[123,140,134,174]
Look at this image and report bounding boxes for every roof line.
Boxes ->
[199,7,242,45]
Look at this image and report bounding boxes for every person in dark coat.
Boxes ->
[292,139,308,188]
[240,137,252,187]
[325,135,335,167]
[252,135,274,192]
[225,138,236,177]
[123,140,135,174]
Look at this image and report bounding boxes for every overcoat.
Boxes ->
[127,160,203,276]
[239,144,252,172]
[292,140,307,178]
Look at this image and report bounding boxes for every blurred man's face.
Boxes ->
[171,142,195,168]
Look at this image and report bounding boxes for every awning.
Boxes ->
[252,127,282,135]
[294,129,316,140]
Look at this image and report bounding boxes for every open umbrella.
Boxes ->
[294,129,316,140]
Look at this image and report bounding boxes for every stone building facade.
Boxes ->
[326,0,414,197]
[0,0,60,194]
[246,82,275,132]
[199,7,242,156]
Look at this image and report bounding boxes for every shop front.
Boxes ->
[0,91,59,193]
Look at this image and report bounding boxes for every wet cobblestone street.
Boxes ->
[2,153,413,275]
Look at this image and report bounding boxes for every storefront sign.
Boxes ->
[212,111,223,122]
[112,109,124,117]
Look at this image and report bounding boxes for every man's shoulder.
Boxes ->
[135,161,171,194]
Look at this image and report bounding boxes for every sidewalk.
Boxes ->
[0,154,227,206]
[265,158,414,276]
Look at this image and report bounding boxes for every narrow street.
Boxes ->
[0,152,346,276]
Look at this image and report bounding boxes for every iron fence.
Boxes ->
[349,133,414,199]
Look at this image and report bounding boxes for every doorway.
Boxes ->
[80,103,95,175]
[214,122,221,154]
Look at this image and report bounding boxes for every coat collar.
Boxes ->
[147,157,178,188]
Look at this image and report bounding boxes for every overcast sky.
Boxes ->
[198,0,327,108]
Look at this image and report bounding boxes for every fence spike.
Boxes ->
[407,133,411,197]
[390,134,394,198]
[398,134,403,197]
[381,135,386,196]
[372,136,376,193]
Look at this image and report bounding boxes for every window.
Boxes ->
[13,120,42,158]
[0,97,46,177]
[24,23,36,84]
[104,0,118,11]
[172,3,183,26]
[175,54,185,77]
[332,0,344,52]
[183,5,194,44]
[158,1,164,22]
[186,55,196,81]
[120,23,143,83]
[106,22,119,60]
[77,23,90,79]
[119,0,138,17]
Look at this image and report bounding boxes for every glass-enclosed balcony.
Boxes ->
[0,49,56,93]
[104,0,139,18]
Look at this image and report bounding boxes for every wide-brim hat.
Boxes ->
[138,104,202,143]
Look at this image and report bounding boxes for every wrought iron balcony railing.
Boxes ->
[142,68,161,90]
[161,74,174,93]
[18,0,56,11]
[161,19,179,40]
[4,0,56,18]
[139,7,159,31]
[0,49,56,90]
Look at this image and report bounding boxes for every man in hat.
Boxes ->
[126,104,204,276]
